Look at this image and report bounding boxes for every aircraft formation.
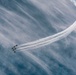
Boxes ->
[12,21,76,53]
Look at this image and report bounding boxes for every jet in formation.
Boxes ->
[12,45,18,53]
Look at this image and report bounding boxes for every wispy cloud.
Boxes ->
[70,0,76,6]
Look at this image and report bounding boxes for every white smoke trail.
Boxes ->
[16,21,76,51]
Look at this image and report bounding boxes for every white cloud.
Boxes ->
[70,0,76,6]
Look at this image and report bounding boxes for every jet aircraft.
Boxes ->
[12,45,18,53]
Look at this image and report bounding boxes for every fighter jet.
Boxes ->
[12,45,18,53]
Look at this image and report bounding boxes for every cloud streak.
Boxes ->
[70,0,76,6]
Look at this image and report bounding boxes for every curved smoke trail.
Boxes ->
[16,21,76,51]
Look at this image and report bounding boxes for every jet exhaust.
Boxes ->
[12,21,76,52]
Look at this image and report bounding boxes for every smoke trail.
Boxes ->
[18,21,76,47]
[15,21,76,51]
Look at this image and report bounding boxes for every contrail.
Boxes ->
[14,21,76,51]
